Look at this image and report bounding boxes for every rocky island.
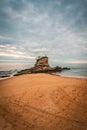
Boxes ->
[15,56,70,76]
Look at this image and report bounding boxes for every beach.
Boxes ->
[0,73,87,130]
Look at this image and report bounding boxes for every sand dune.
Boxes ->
[0,73,87,130]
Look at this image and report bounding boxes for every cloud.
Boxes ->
[32,48,49,52]
[68,60,87,64]
[0,51,35,59]
[0,44,35,59]
[0,0,87,64]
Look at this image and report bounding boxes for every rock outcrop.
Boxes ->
[35,56,50,68]
[15,56,70,76]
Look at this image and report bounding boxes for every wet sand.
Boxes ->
[0,73,87,130]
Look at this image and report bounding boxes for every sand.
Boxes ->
[0,73,87,130]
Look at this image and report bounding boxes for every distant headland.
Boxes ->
[15,56,70,76]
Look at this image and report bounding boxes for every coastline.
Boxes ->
[0,72,87,81]
[60,75,87,79]
[55,73,87,79]
[0,75,14,80]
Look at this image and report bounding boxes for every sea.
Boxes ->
[52,63,87,78]
[0,62,87,78]
[56,68,87,78]
[0,63,33,78]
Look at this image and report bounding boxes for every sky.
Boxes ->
[0,0,87,65]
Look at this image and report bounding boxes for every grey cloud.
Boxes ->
[0,0,87,63]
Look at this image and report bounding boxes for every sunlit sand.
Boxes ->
[0,73,87,130]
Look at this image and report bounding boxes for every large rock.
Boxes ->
[15,56,70,76]
[35,56,50,68]
[31,56,62,73]
[34,56,52,71]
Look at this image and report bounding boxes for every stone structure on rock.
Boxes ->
[15,56,70,76]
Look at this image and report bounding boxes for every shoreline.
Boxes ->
[61,75,87,79]
[0,73,87,81]
[55,73,87,79]
[0,75,14,80]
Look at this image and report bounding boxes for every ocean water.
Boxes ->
[0,63,33,77]
[56,68,87,78]
[52,63,87,78]
[0,62,87,78]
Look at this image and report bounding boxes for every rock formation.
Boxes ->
[35,56,50,68]
[15,56,70,76]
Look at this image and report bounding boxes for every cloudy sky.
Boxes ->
[0,0,87,64]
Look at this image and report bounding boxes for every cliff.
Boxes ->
[15,56,70,76]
